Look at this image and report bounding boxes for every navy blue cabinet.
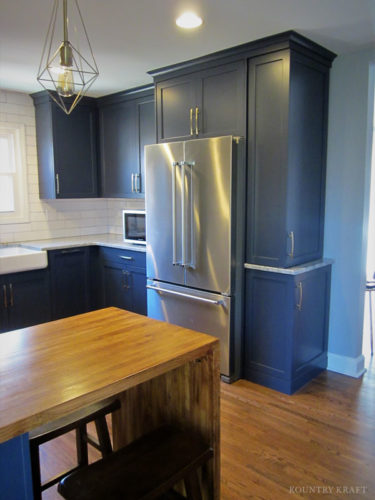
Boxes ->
[98,86,155,197]
[99,247,146,315]
[0,269,51,333]
[49,247,92,320]
[153,61,246,142]
[246,48,332,268]
[243,264,331,394]
[31,92,98,199]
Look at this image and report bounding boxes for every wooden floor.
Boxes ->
[40,359,374,500]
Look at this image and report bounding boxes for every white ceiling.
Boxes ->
[1,0,374,98]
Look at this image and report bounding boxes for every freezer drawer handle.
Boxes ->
[147,284,224,305]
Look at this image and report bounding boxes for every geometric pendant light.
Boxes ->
[37,0,99,115]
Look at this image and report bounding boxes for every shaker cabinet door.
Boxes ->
[156,75,198,142]
[99,101,138,197]
[199,61,245,138]
[98,89,155,198]
[246,49,329,268]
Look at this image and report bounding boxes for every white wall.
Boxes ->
[324,47,375,377]
[0,90,144,243]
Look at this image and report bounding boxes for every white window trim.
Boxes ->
[0,122,29,224]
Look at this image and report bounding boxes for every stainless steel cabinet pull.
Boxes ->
[189,108,193,136]
[3,284,7,309]
[195,107,199,135]
[147,285,223,305]
[55,173,60,196]
[131,173,135,193]
[9,283,14,307]
[119,255,134,261]
[297,282,303,311]
[288,231,295,258]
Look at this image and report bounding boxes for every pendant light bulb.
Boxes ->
[56,67,74,97]
[55,42,75,97]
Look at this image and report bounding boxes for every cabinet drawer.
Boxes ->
[99,246,146,269]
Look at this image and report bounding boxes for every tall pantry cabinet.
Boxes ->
[150,31,336,390]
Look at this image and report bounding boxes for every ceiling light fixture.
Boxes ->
[176,12,203,29]
[37,0,99,115]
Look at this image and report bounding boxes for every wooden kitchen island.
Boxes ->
[0,307,220,500]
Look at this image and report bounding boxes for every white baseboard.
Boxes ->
[327,352,366,378]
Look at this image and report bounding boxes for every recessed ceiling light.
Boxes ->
[176,12,203,29]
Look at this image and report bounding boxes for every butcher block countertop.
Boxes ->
[0,307,219,444]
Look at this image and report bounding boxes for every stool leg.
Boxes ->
[370,291,374,356]
[29,441,42,500]
[184,470,203,500]
[94,416,113,457]
[76,424,89,466]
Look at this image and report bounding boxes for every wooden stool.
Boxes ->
[29,398,120,500]
[58,425,213,500]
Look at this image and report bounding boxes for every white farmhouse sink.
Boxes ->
[0,246,48,275]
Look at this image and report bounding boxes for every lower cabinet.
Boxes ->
[0,269,51,333]
[243,264,331,394]
[48,247,92,320]
[99,247,146,315]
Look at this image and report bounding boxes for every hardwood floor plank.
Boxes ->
[40,362,375,499]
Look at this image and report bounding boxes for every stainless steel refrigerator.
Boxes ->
[145,135,245,379]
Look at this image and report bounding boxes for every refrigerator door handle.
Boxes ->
[172,161,179,266]
[181,161,186,266]
[146,284,224,305]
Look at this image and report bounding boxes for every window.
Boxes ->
[0,123,29,223]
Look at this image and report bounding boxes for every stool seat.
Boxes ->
[58,425,213,500]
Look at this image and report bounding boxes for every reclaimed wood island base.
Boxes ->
[0,307,220,500]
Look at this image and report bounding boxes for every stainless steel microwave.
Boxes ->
[122,210,146,244]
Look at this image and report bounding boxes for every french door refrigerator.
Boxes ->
[145,135,245,379]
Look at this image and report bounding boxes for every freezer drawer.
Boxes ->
[147,280,231,376]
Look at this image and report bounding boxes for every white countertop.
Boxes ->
[244,259,333,275]
[18,234,146,252]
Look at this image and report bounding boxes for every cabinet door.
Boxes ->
[101,261,133,311]
[99,101,137,197]
[292,267,330,377]
[285,53,329,266]
[52,102,98,198]
[243,270,294,389]
[199,61,246,138]
[7,270,51,331]
[156,75,198,142]
[49,248,90,320]
[246,51,290,267]
[137,97,156,194]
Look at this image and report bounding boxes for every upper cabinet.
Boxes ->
[246,47,333,267]
[98,86,155,198]
[31,92,98,199]
[152,61,246,142]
